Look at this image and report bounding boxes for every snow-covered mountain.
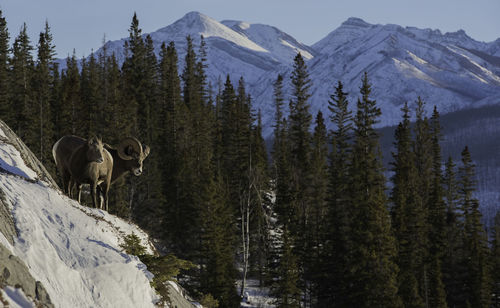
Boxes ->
[0,121,196,307]
[78,11,500,137]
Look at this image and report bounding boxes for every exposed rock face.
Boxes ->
[0,120,55,307]
[0,120,58,188]
[0,190,16,245]
[0,243,54,307]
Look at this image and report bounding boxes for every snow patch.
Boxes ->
[1,286,36,308]
[0,141,38,181]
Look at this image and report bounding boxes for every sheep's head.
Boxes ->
[86,136,104,164]
[117,137,150,176]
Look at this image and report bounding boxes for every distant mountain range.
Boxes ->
[75,11,500,137]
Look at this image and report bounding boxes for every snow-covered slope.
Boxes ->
[302,17,500,131]
[0,121,197,307]
[99,11,298,87]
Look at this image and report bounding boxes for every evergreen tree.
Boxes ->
[248,111,271,286]
[271,74,294,227]
[442,156,467,306]
[288,53,313,303]
[9,23,34,140]
[32,21,56,169]
[390,103,425,308]
[307,110,328,305]
[0,10,10,124]
[427,106,448,308]
[198,175,240,308]
[272,228,301,308]
[79,53,100,137]
[158,41,187,240]
[121,12,144,136]
[491,211,500,307]
[59,52,80,136]
[346,73,401,307]
[182,35,198,109]
[319,80,353,307]
[459,146,491,308]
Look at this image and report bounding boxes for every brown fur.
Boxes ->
[53,135,113,210]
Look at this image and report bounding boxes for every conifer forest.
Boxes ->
[1,11,500,308]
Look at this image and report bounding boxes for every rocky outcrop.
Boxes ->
[0,120,58,188]
[0,190,15,245]
[0,243,54,307]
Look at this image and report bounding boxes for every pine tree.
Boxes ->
[272,228,301,308]
[271,74,294,227]
[288,53,313,303]
[198,175,240,308]
[0,10,10,124]
[319,80,353,307]
[248,111,270,286]
[158,41,186,240]
[346,72,401,307]
[32,21,56,169]
[491,211,500,307]
[442,156,467,306]
[79,53,100,137]
[459,146,491,308]
[10,23,34,140]
[427,106,448,307]
[390,103,425,308]
[59,51,80,136]
[307,110,328,305]
[121,12,144,136]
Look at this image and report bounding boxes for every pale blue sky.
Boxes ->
[2,0,499,58]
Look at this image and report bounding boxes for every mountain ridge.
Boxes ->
[60,11,500,138]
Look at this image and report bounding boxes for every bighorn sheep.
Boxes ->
[52,136,150,210]
[52,135,113,210]
[103,137,150,182]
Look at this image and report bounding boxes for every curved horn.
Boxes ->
[117,137,142,161]
[142,145,150,158]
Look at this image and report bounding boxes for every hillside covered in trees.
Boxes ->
[1,10,500,308]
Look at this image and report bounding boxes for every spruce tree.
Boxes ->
[79,53,100,137]
[319,80,353,307]
[271,74,294,227]
[10,23,34,140]
[249,111,270,286]
[442,156,467,306]
[307,110,328,305]
[427,106,448,307]
[390,103,425,308]
[459,146,491,308]
[272,227,301,308]
[59,52,80,136]
[346,72,401,307]
[491,211,500,307]
[158,41,187,241]
[0,10,10,124]
[288,53,313,303]
[121,12,144,136]
[198,175,239,308]
[32,21,56,169]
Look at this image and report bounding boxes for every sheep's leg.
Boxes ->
[67,178,73,198]
[97,185,104,210]
[62,170,71,196]
[102,182,110,212]
[78,184,83,204]
[90,183,98,208]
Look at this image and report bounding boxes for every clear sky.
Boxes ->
[2,0,499,58]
